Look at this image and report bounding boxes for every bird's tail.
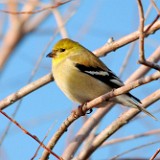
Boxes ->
[135,104,157,121]
[115,93,158,121]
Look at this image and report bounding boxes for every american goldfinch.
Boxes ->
[47,38,156,120]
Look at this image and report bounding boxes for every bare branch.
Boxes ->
[41,104,114,160]
[101,129,160,146]
[52,8,68,38]
[0,74,53,110]
[138,59,160,71]
[126,46,160,83]
[150,148,160,160]
[137,0,160,70]
[61,103,113,160]
[0,109,63,160]
[151,0,160,15]
[0,1,71,15]
[94,20,160,57]
[31,122,57,160]
[119,42,136,77]
[110,140,160,160]
[145,14,159,33]
[137,0,145,61]
[0,0,77,70]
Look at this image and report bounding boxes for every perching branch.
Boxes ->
[61,104,113,160]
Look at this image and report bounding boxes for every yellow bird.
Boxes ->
[47,38,156,120]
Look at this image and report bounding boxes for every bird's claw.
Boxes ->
[86,109,93,114]
[71,103,92,118]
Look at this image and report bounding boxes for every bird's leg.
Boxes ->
[79,102,93,115]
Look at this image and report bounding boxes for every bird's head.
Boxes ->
[46,38,81,62]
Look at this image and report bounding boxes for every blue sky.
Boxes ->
[0,0,160,159]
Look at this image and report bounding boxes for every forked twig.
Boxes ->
[137,0,160,71]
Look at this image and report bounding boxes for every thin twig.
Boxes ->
[119,42,136,77]
[101,129,160,147]
[144,15,160,33]
[31,121,57,160]
[0,1,71,14]
[137,0,160,71]
[125,46,160,83]
[0,110,63,160]
[150,148,160,160]
[151,0,160,15]
[137,0,145,61]
[52,8,68,38]
[138,59,160,71]
[110,140,160,160]
[119,1,155,78]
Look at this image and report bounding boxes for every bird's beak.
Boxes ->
[46,52,54,58]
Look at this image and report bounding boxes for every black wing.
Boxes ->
[75,63,124,88]
[75,63,141,103]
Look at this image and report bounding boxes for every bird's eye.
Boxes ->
[59,48,65,52]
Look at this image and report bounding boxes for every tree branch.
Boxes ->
[94,20,160,57]
[101,129,160,147]
[0,74,53,110]
[0,1,71,15]
[137,0,160,71]
[0,109,63,160]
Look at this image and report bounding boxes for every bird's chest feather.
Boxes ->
[52,59,109,103]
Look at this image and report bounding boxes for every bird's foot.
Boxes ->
[71,103,93,119]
